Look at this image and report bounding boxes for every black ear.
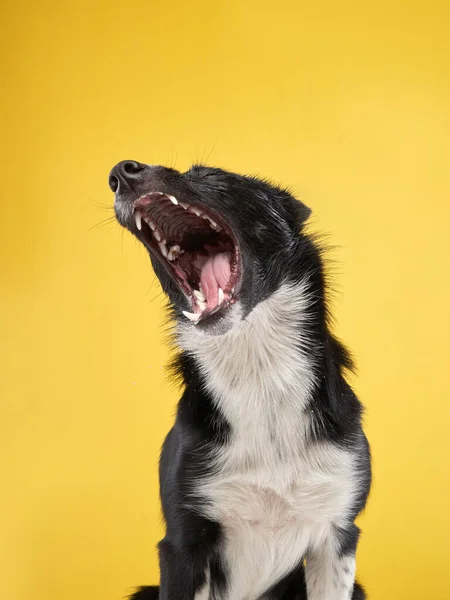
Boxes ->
[278,191,312,230]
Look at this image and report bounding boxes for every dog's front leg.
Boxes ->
[305,525,363,600]
[158,538,210,600]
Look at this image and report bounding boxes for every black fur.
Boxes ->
[111,161,371,600]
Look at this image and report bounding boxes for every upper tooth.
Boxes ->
[167,195,178,205]
[218,288,224,304]
[180,202,189,210]
[203,215,218,229]
[159,241,168,257]
[154,230,161,242]
[197,300,207,311]
[134,210,142,231]
[189,207,202,217]
[182,311,200,322]
[148,220,156,231]
[194,290,206,302]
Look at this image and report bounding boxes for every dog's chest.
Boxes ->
[199,417,356,600]
[182,285,356,598]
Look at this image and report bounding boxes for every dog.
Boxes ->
[110,160,371,600]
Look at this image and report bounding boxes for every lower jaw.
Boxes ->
[178,300,241,336]
[180,287,239,325]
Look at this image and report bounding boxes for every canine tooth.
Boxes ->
[218,288,224,304]
[158,241,168,257]
[193,290,206,302]
[180,202,189,210]
[167,195,178,205]
[134,210,142,231]
[182,311,200,322]
[154,230,162,242]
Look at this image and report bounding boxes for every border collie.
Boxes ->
[109,160,371,600]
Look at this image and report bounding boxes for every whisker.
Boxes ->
[90,215,117,231]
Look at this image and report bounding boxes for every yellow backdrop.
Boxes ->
[2,1,450,599]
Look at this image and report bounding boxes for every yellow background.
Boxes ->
[1,1,450,599]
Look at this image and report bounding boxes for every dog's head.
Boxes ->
[110,160,311,335]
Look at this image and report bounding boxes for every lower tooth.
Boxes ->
[167,245,180,261]
[182,311,200,323]
[194,289,206,302]
[218,288,224,304]
[197,301,207,311]
[159,241,168,257]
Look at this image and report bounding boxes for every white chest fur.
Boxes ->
[199,443,356,600]
[179,283,358,600]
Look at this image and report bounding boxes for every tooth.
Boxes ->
[154,230,161,242]
[158,241,168,257]
[182,311,200,322]
[194,290,206,302]
[218,288,224,304]
[180,202,189,210]
[188,206,203,217]
[167,245,181,261]
[197,301,207,311]
[167,195,178,205]
[148,220,156,231]
[134,210,142,231]
[203,215,219,230]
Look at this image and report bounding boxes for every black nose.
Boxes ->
[108,160,147,192]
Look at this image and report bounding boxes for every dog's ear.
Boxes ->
[278,190,312,231]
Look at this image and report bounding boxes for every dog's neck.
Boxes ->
[177,280,319,409]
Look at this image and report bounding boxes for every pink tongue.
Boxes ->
[200,252,231,310]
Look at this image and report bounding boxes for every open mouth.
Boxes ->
[132,192,241,323]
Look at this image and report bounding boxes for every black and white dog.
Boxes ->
[110,160,371,600]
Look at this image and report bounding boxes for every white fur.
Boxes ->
[178,282,360,600]
[306,544,356,600]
